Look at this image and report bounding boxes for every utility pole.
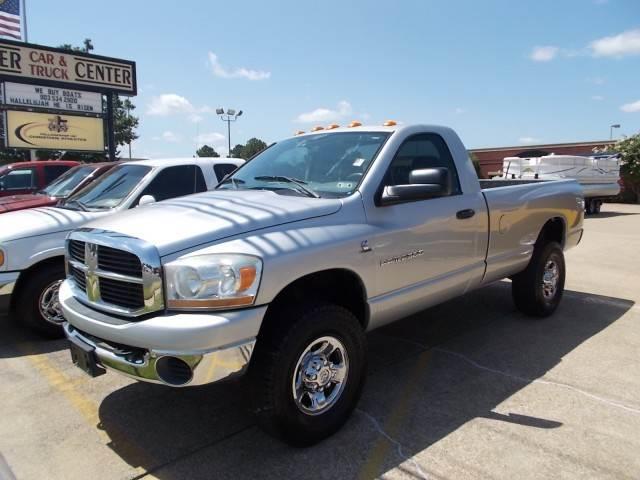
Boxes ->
[610,124,620,141]
[216,108,243,156]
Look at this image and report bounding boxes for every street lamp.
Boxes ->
[610,124,621,140]
[217,108,243,156]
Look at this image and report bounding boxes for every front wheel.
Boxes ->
[512,241,565,317]
[248,304,367,446]
[17,264,66,338]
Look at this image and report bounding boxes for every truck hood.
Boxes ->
[0,193,57,213]
[84,190,343,256]
[0,206,107,241]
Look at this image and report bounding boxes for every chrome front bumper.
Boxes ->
[59,280,266,387]
[0,271,19,315]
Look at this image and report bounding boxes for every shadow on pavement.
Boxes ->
[0,314,67,358]
[95,282,633,479]
[587,211,640,219]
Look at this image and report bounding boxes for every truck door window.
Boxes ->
[0,169,35,190]
[384,134,461,195]
[139,165,207,203]
[44,165,72,184]
[213,163,239,182]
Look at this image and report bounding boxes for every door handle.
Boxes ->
[456,209,475,219]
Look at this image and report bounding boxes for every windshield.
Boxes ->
[42,165,96,198]
[216,132,390,198]
[65,164,151,210]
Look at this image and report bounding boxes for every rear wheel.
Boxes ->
[512,241,565,317]
[17,264,66,338]
[248,304,367,446]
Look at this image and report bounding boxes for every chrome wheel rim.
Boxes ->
[39,280,64,325]
[542,260,559,299]
[292,336,349,416]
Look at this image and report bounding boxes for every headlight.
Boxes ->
[164,254,262,310]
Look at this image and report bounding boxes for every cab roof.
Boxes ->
[119,157,244,168]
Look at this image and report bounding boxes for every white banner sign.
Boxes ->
[1,82,103,113]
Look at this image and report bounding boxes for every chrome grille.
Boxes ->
[98,245,142,277]
[65,229,164,318]
[69,240,85,263]
[99,277,144,310]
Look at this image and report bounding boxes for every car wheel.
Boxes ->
[248,304,367,446]
[512,241,565,317]
[17,264,66,338]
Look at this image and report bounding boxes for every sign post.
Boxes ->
[106,92,116,161]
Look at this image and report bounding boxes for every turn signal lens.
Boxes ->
[0,250,4,267]
[383,120,397,126]
[311,126,324,132]
[348,121,362,127]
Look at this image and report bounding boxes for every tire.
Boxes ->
[585,199,594,215]
[16,263,66,338]
[247,304,367,446]
[594,200,602,214]
[512,241,565,317]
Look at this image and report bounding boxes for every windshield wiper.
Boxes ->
[253,176,320,198]
[62,199,88,211]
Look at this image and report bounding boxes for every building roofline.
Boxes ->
[470,140,613,153]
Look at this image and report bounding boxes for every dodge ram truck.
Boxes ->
[0,157,243,337]
[59,123,584,445]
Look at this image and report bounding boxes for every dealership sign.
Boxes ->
[1,82,103,113]
[0,39,136,95]
[5,110,105,151]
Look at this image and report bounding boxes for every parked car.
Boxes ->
[0,161,80,197]
[0,157,243,336]
[0,162,117,214]
[56,123,584,445]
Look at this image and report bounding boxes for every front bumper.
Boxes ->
[59,280,266,387]
[0,271,19,315]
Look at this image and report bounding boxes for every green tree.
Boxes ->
[242,137,268,159]
[196,145,220,157]
[616,134,640,202]
[230,144,245,158]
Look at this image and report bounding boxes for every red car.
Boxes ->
[0,163,117,214]
[0,160,80,197]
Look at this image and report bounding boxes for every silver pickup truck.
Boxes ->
[59,124,584,445]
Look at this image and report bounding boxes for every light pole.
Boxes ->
[610,124,620,140]
[216,108,243,156]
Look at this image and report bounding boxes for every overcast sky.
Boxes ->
[25,0,640,158]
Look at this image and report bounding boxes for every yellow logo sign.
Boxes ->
[5,110,105,151]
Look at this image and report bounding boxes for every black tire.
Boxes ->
[512,241,565,317]
[16,263,66,338]
[585,199,594,215]
[594,200,602,214]
[247,304,367,446]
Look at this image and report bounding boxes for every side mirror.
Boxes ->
[379,167,451,206]
[138,194,156,207]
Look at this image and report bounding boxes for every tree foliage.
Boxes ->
[196,145,220,157]
[228,137,268,159]
[616,134,640,201]
[468,151,483,178]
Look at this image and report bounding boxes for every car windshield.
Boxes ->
[216,132,390,198]
[64,164,151,210]
[41,165,96,198]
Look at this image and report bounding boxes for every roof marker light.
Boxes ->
[383,120,397,126]
[348,121,362,127]
[311,126,325,132]
[295,130,305,135]
[326,124,339,130]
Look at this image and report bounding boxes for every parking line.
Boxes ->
[18,344,154,473]
[357,350,432,480]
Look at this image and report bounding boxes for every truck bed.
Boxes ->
[479,179,550,189]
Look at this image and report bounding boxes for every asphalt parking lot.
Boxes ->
[1,203,639,480]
